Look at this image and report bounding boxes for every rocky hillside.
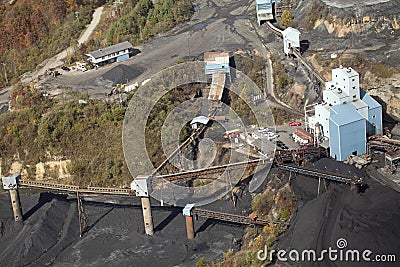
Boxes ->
[287,0,400,120]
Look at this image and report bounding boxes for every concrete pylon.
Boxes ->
[131,176,154,236]
[141,197,154,235]
[9,189,23,221]
[185,215,195,240]
[183,204,195,240]
[2,174,23,222]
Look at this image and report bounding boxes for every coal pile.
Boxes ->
[101,64,144,85]
[276,158,400,266]
[0,191,245,266]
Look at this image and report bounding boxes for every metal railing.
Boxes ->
[18,180,135,195]
[278,165,361,185]
[192,208,277,225]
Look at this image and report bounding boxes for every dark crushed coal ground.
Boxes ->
[1,158,399,266]
[276,158,400,266]
[97,64,144,86]
[0,188,250,267]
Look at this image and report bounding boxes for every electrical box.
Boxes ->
[183,203,195,216]
[2,174,21,190]
[131,175,152,197]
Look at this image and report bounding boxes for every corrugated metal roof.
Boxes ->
[330,103,364,126]
[205,64,230,74]
[256,0,271,5]
[283,27,300,36]
[209,72,226,100]
[190,116,210,125]
[360,89,381,109]
[351,99,368,109]
[87,41,133,59]
[204,51,229,64]
[256,0,280,4]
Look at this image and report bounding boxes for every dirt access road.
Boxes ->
[47,0,275,96]
[24,6,104,82]
[3,0,295,114]
[0,6,104,112]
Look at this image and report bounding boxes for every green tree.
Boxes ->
[280,10,293,27]
[196,258,209,267]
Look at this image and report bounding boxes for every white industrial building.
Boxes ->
[256,0,280,25]
[282,27,300,55]
[308,67,382,161]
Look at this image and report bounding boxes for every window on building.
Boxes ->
[352,78,355,82]
[353,95,356,98]
[353,86,356,89]
[372,115,376,119]
[352,151,358,156]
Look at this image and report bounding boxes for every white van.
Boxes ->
[77,65,87,72]
[76,62,87,72]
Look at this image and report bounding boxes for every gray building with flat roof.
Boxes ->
[86,41,134,66]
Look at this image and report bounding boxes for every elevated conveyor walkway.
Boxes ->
[208,72,226,101]
[192,208,276,225]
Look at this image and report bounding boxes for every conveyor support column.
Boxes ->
[183,204,195,240]
[2,174,23,222]
[131,175,154,236]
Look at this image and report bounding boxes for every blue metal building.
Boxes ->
[329,104,367,161]
[308,67,383,161]
[360,89,383,136]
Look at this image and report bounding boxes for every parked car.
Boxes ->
[251,133,260,140]
[277,143,288,149]
[61,66,70,71]
[269,134,279,139]
[289,122,301,126]
[77,65,87,72]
